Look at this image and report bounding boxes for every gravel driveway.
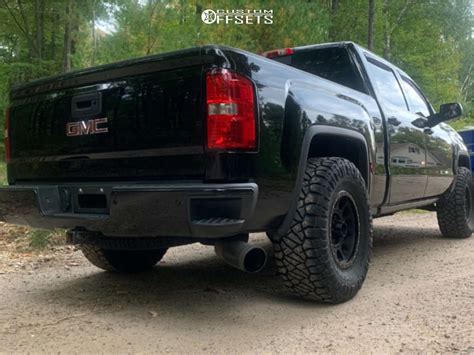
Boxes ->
[0,212,473,353]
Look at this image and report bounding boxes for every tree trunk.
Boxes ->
[50,12,59,60]
[146,0,158,55]
[367,0,375,50]
[383,0,412,60]
[179,0,185,24]
[382,0,391,59]
[16,0,36,60]
[92,7,97,65]
[328,0,339,41]
[62,0,72,72]
[383,32,391,59]
[35,0,44,60]
[39,0,44,57]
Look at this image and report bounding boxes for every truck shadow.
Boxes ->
[26,219,459,325]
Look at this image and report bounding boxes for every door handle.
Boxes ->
[71,92,102,118]
[387,117,401,126]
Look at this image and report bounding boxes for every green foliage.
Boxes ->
[0,0,472,132]
[0,159,6,185]
[449,115,474,131]
[26,228,65,251]
[398,208,430,215]
[3,223,65,252]
[28,229,54,250]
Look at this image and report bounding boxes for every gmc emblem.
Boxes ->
[66,117,109,137]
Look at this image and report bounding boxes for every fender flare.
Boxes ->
[276,125,370,237]
[456,150,471,171]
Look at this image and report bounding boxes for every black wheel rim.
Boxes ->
[330,191,360,269]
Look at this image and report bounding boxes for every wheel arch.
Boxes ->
[307,131,369,186]
[276,125,370,236]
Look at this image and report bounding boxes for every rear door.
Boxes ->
[364,55,428,204]
[399,76,453,197]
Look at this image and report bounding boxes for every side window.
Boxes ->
[286,47,368,93]
[400,77,430,117]
[365,56,407,109]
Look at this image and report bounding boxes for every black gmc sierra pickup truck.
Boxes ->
[0,41,471,303]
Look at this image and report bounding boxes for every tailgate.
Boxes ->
[8,49,206,183]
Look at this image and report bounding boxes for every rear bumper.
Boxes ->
[0,182,258,238]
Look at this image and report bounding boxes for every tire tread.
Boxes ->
[437,167,473,239]
[273,157,372,303]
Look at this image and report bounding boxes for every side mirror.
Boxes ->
[427,103,463,127]
[439,103,463,121]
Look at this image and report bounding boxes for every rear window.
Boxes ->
[274,47,367,94]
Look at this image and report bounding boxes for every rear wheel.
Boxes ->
[273,157,372,303]
[437,167,473,239]
[81,245,168,272]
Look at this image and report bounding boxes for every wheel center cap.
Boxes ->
[336,221,348,236]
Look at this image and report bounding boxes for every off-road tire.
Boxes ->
[437,167,473,239]
[273,157,372,304]
[81,245,168,272]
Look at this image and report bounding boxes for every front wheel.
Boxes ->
[81,245,168,272]
[273,157,372,304]
[437,167,473,239]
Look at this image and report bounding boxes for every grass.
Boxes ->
[27,229,65,251]
[0,160,6,185]
[1,225,66,253]
[398,208,431,215]
[0,142,5,185]
[0,154,65,252]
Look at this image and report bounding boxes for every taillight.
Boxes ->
[260,47,294,59]
[4,107,10,163]
[206,69,256,150]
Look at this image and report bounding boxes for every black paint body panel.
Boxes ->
[0,183,257,238]
[9,50,207,182]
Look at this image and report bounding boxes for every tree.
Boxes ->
[62,0,73,72]
[328,0,339,41]
[1,0,38,60]
[0,0,472,131]
[383,0,413,60]
[367,0,375,50]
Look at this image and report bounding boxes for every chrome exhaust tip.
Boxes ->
[214,240,267,273]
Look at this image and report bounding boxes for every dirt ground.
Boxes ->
[0,212,473,353]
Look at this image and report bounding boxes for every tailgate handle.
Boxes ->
[71,92,102,118]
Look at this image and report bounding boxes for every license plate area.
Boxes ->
[51,186,110,215]
[73,186,110,214]
[78,193,107,211]
[37,185,111,216]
